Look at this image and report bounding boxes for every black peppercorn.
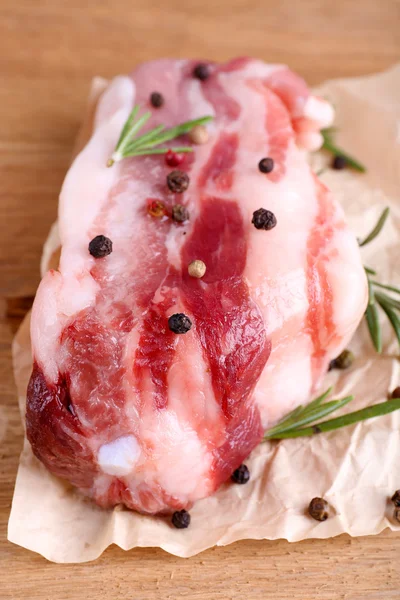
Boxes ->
[391,490,400,507]
[258,157,274,173]
[252,208,277,231]
[332,155,347,170]
[193,63,210,81]
[231,464,250,484]
[329,349,354,371]
[150,91,164,108]
[168,313,192,334]
[167,170,190,194]
[172,509,191,529]
[172,204,189,223]
[88,235,113,258]
[391,387,400,400]
[308,497,329,521]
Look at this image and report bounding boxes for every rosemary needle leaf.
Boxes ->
[265,388,333,437]
[124,147,194,157]
[370,280,400,296]
[112,112,152,163]
[265,406,305,437]
[359,207,390,247]
[266,398,400,439]
[375,292,400,312]
[321,129,366,173]
[145,115,213,148]
[366,302,382,353]
[118,112,152,153]
[364,266,377,276]
[116,105,140,149]
[126,124,166,151]
[301,387,332,412]
[265,397,354,438]
[376,297,400,346]
[367,277,375,306]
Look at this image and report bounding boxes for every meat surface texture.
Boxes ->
[27,58,368,514]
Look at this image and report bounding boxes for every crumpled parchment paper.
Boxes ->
[8,64,400,563]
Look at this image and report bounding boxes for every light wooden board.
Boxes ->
[1,1,400,598]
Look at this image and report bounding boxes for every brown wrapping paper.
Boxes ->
[8,64,400,562]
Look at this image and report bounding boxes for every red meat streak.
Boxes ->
[264,68,309,119]
[26,362,97,490]
[179,130,270,484]
[305,177,336,378]
[252,75,335,383]
[248,78,292,182]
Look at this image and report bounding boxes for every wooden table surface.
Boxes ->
[1,1,399,598]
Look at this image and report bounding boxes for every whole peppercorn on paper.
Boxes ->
[8,64,400,563]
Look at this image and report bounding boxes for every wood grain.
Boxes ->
[1,1,399,598]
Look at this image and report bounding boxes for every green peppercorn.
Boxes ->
[329,349,354,371]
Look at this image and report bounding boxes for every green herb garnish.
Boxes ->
[360,207,400,353]
[321,128,366,173]
[264,388,400,440]
[107,105,213,166]
[359,207,390,247]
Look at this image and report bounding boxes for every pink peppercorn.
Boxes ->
[165,150,185,167]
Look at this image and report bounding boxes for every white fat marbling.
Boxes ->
[304,95,335,128]
[98,435,141,476]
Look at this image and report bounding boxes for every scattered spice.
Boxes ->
[258,157,274,173]
[168,313,192,334]
[332,155,347,170]
[165,149,185,167]
[147,199,166,218]
[231,464,250,484]
[189,124,209,145]
[88,235,113,258]
[391,387,400,400]
[391,490,400,507]
[329,349,354,371]
[308,497,329,521]
[188,260,206,279]
[394,508,400,523]
[193,63,210,81]
[167,170,190,194]
[172,509,191,529]
[150,91,164,108]
[252,208,277,231]
[172,204,189,223]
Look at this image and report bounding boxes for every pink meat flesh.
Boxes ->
[27,58,368,514]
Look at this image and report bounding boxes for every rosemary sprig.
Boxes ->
[264,389,400,440]
[107,106,213,166]
[321,128,366,173]
[359,207,390,247]
[360,207,400,352]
